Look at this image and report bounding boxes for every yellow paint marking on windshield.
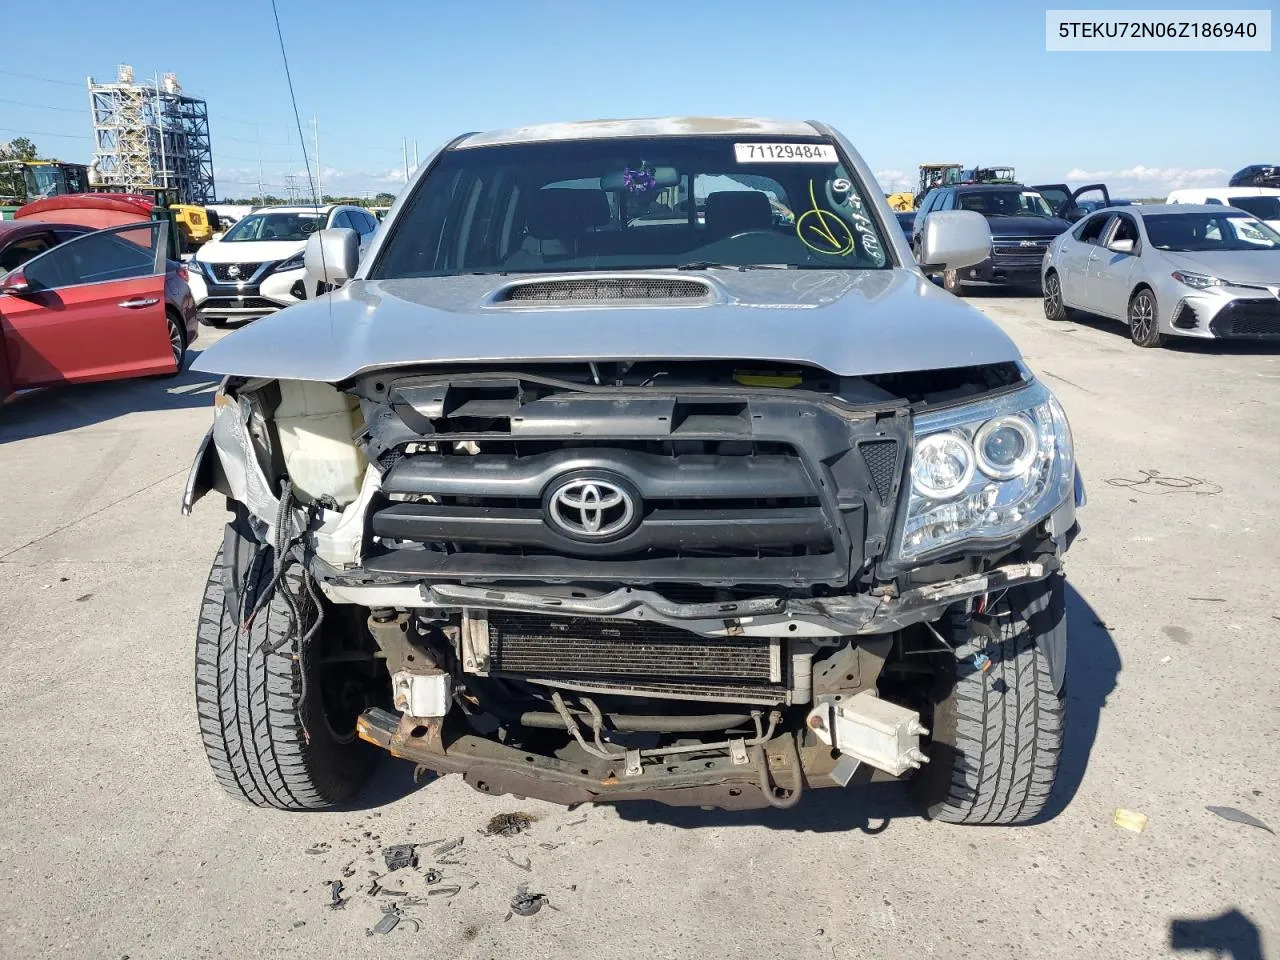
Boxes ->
[795,180,855,256]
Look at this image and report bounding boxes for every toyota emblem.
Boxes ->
[544,476,639,542]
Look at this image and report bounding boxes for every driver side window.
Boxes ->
[1073,214,1109,245]
[21,222,161,291]
[1110,215,1140,248]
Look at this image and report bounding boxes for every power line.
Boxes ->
[269,0,321,205]
[0,68,83,87]
[0,126,88,141]
[0,96,83,114]
[208,113,294,131]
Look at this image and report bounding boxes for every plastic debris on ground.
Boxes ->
[371,909,400,936]
[382,844,417,871]
[1113,808,1149,833]
[509,883,547,918]
[325,879,346,910]
[485,812,534,837]
[502,852,532,872]
[1206,806,1274,834]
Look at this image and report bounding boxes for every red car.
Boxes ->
[0,220,198,403]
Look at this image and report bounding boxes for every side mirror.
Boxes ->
[918,210,992,273]
[0,270,31,297]
[1108,238,1135,254]
[304,228,360,286]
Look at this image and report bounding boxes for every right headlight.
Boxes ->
[1171,270,1223,289]
[893,379,1074,561]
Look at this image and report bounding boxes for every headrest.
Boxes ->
[705,190,772,236]
[526,188,610,240]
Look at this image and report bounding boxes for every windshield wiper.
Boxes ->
[676,261,794,271]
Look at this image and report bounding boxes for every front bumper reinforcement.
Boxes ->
[355,707,900,810]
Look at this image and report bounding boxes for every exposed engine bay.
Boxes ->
[187,357,1076,811]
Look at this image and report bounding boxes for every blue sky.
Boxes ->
[2,0,1275,199]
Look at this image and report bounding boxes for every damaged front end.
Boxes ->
[184,358,1080,812]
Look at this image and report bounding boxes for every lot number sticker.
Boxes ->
[735,143,837,163]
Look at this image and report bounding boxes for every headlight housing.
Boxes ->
[1171,270,1223,289]
[893,380,1074,561]
[275,251,306,273]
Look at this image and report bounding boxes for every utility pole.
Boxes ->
[402,138,409,184]
[413,141,419,169]
[254,124,265,204]
[312,115,322,203]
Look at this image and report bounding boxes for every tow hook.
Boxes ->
[806,692,929,780]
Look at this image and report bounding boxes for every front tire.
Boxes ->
[912,576,1066,825]
[942,268,966,296]
[162,312,187,377]
[1043,271,1068,321]
[1128,288,1165,347]
[194,541,378,809]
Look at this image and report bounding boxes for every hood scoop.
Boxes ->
[494,276,714,304]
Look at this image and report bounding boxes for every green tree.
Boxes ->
[0,137,40,161]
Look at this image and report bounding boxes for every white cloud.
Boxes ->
[874,168,911,191]
[1063,165,1229,197]
[213,163,407,198]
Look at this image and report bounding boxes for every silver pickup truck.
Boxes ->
[184,117,1082,825]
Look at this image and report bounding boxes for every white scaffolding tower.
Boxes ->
[88,65,216,204]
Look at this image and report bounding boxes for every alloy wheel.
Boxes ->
[167,316,185,369]
[1044,274,1063,319]
[1129,291,1165,347]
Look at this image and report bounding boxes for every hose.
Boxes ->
[753,734,804,810]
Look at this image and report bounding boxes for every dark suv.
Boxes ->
[913,183,1073,295]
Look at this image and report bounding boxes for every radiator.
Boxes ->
[468,612,789,705]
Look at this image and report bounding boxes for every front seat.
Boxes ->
[505,188,610,268]
[704,191,772,239]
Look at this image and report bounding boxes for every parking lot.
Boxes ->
[1,296,1277,959]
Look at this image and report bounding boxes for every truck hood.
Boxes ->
[192,268,1023,382]
[986,216,1072,238]
[196,237,305,264]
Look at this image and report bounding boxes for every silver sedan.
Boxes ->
[1041,204,1280,347]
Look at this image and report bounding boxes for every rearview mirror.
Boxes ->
[0,271,31,297]
[1108,238,1135,254]
[304,228,360,286]
[918,210,992,273]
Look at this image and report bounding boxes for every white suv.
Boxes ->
[1166,187,1280,231]
[189,204,378,325]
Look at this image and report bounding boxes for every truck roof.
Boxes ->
[457,117,822,149]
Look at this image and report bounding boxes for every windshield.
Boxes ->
[24,166,61,199]
[370,136,891,278]
[220,211,324,243]
[1225,196,1280,221]
[1145,212,1280,251]
[957,190,1053,217]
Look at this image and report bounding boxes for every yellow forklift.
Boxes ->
[0,159,212,249]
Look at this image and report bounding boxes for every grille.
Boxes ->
[1210,299,1280,339]
[372,446,831,560]
[499,278,710,302]
[992,241,1049,261]
[486,612,787,704]
[209,262,263,283]
[858,439,899,502]
[201,296,278,310]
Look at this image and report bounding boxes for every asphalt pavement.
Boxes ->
[1,297,1277,959]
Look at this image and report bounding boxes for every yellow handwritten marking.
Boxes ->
[795,180,855,256]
